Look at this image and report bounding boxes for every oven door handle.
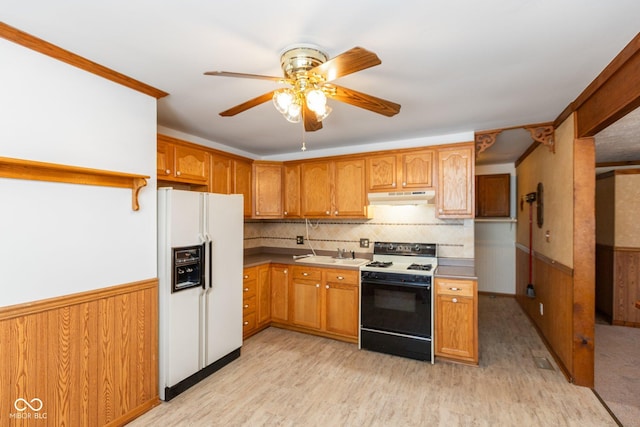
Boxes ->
[361,280,431,290]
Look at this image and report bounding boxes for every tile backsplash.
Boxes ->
[244,204,474,259]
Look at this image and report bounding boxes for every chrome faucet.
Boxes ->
[336,248,346,259]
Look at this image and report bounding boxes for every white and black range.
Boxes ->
[359,241,436,362]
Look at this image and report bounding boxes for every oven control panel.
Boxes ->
[373,242,436,257]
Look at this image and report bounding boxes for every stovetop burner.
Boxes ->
[366,261,393,268]
[407,263,433,271]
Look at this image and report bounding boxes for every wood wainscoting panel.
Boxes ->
[613,248,640,326]
[0,279,159,427]
[516,246,574,380]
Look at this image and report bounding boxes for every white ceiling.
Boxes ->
[3,1,640,163]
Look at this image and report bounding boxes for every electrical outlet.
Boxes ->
[296,236,304,245]
[360,238,370,248]
[539,302,544,316]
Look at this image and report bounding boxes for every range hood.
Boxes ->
[367,189,436,205]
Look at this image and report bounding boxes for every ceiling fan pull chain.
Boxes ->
[301,120,307,151]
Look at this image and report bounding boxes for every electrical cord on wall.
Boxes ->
[305,218,318,256]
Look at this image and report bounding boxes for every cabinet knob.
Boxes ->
[284,269,288,274]
[284,211,288,215]
[392,182,396,187]
[256,211,260,215]
[325,210,330,215]
[303,272,309,276]
[243,275,249,279]
[402,182,407,187]
[243,321,249,326]
[165,169,171,174]
[452,298,458,303]
[244,287,249,292]
[316,284,320,288]
[336,276,344,280]
[449,287,460,291]
[243,304,249,309]
[176,171,181,176]
[326,285,330,289]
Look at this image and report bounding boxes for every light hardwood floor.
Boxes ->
[128,296,615,426]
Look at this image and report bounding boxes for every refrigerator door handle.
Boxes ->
[208,240,213,288]
[201,243,207,289]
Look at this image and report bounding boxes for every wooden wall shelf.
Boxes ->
[0,156,149,210]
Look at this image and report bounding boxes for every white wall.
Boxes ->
[474,163,516,294]
[0,38,158,306]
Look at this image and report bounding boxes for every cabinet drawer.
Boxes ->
[324,269,359,285]
[436,279,474,297]
[243,295,256,314]
[243,267,257,282]
[243,280,257,298]
[243,312,256,331]
[292,266,322,281]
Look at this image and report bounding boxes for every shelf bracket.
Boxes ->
[475,130,502,156]
[0,156,150,211]
[525,125,555,153]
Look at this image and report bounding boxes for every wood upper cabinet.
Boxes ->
[323,269,359,339]
[367,150,434,192]
[300,161,333,217]
[334,159,367,217]
[270,264,289,323]
[435,277,478,364]
[283,163,301,218]
[233,159,252,217]
[475,173,510,217]
[253,162,283,218]
[300,158,368,218]
[210,154,232,194]
[157,135,210,185]
[436,143,474,218]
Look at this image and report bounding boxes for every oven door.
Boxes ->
[360,279,432,338]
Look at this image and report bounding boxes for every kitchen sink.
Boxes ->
[293,255,370,267]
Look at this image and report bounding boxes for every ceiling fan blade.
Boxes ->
[204,71,284,82]
[311,47,381,82]
[303,104,323,132]
[327,84,401,117]
[219,91,276,116]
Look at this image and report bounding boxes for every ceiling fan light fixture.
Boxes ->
[306,88,327,114]
[315,105,332,122]
[273,89,295,114]
[283,102,302,123]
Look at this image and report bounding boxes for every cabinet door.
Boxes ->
[334,159,367,217]
[437,144,474,218]
[435,294,475,360]
[253,162,283,218]
[157,139,174,179]
[210,154,232,194]
[367,154,398,191]
[475,174,510,217]
[324,273,359,338]
[283,164,301,218]
[233,159,252,217]
[270,265,289,323]
[401,151,433,189]
[256,265,271,326]
[291,278,322,330]
[174,145,210,183]
[300,161,332,217]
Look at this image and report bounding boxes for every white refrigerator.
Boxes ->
[157,188,243,401]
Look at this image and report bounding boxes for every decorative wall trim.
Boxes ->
[0,22,168,99]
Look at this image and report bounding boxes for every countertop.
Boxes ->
[434,265,477,280]
[243,251,366,271]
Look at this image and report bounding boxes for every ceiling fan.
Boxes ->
[204,45,401,132]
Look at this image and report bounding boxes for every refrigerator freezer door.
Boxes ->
[158,188,205,399]
[202,193,244,367]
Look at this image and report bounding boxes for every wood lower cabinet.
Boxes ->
[242,265,270,339]
[290,265,359,342]
[435,277,478,364]
[270,264,290,322]
[323,269,359,339]
[291,266,323,329]
[436,143,474,218]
